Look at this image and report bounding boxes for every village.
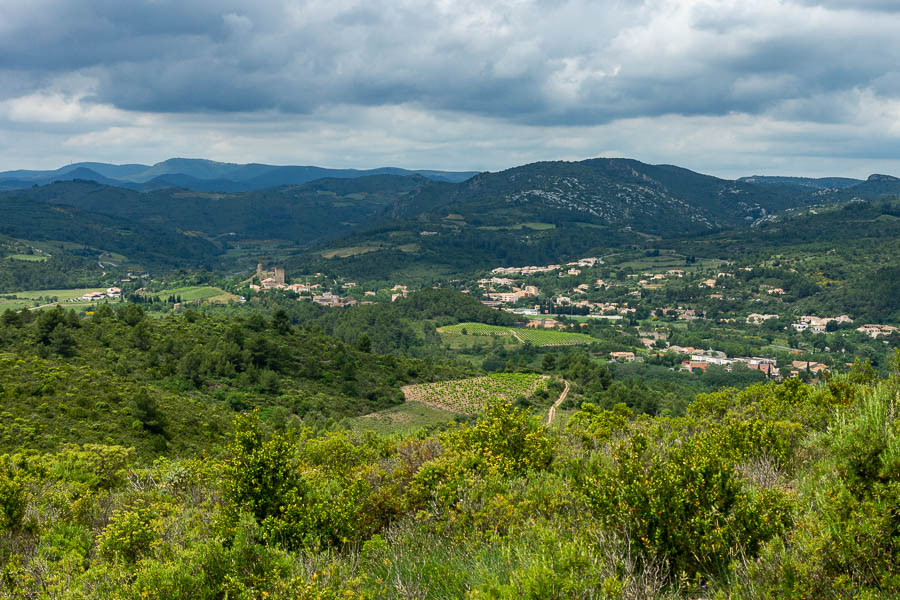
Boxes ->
[241,256,899,383]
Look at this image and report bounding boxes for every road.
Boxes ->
[547,379,570,425]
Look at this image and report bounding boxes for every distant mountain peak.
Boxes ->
[867,174,899,182]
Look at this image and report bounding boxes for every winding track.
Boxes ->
[547,379,570,425]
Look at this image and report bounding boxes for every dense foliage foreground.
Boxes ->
[1,352,897,599]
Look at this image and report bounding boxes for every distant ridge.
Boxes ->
[737,175,862,190]
[0,158,480,192]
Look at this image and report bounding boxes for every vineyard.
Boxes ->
[438,322,598,346]
[402,373,550,413]
[439,323,513,336]
[347,401,457,435]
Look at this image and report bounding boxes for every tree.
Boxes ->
[48,323,76,357]
[271,309,291,335]
[133,389,167,438]
[357,334,372,353]
[541,353,556,372]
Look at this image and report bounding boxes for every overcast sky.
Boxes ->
[1,0,899,178]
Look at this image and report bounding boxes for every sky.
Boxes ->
[1,0,899,178]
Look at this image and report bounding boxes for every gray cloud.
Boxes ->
[0,0,896,126]
[0,0,899,177]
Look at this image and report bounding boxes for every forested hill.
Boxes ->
[1,176,430,243]
[4,158,899,287]
[387,158,797,233]
[0,302,477,457]
[0,195,220,268]
[1,298,897,597]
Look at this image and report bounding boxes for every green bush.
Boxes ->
[446,398,555,476]
[736,381,900,597]
[567,402,632,443]
[0,459,26,532]
[582,427,791,578]
[222,413,374,550]
[98,499,165,563]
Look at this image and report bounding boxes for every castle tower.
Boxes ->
[275,267,285,285]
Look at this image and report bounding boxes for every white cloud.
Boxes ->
[2,92,127,125]
[0,0,897,176]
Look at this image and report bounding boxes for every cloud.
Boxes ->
[0,0,895,124]
[0,0,898,177]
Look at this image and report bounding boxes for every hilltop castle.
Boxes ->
[256,263,285,287]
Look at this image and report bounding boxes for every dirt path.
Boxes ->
[547,379,570,425]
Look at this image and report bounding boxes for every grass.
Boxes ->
[438,322,600,347]
[440,332,520,350]
[345,401,457,435]
[440,323,513,336]
[613,253,726,272]
[0,288,111,311]
[6,254,49,262]
[153,285,239,304]
[402,373,550,414]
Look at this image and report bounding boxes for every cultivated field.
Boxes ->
[346,401,457,435]
[153,285,239,304]
[0,288,111,311]
[6,254,48,262]
[402,373,549,414]
[439,322,599,346]
[440,323,514,336]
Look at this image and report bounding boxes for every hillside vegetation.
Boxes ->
[1,333,897,597]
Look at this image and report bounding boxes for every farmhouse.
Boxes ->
[78,291,107,301]
[792,360,828,373]
[746,313,779,325]
[682,361,708,373]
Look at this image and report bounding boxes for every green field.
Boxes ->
[402,373,550,414]
[0,287,112,311]
[154,285,239,304]
[439,322,599,346]
[440,323,514,336]
[6,254,49,262]
[345,401,457,435]
[612,252,725,272]
[514,328,599,346]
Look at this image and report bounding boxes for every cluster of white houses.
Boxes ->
[791,314,853,333]
[490,257,599,277]
[785,315,897,338]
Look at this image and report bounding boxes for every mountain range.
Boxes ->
[0,158,480,193]
[1,157,898,282]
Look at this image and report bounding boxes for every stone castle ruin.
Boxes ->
[256,263,285,286]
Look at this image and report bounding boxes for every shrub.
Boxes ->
[43,444,135,491]
[222,413,374,550]
[447,398,555,476]
[98,498,165,563]
[567,402,632,443]
[582,428,791,578]
[0,459,26,532]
